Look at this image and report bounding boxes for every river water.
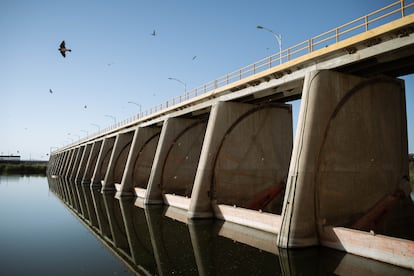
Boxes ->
[0,175,412,275]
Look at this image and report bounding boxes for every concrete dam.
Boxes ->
[48,1,414,269]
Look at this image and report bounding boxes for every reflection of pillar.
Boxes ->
[119,198,157,274]
[82,185,99,228]
[64,177,80,211]
[188,220,217,276]
[145,206,198,274]
[74,179,89,219]
[90,186,112,238]
[102,193,130,255]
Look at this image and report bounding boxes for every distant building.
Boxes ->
[0,155,21,162]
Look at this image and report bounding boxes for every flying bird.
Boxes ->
[58,40,71,57]
[49,89,53,94]
[84,105,87,109]
[192,55,197,60]
[151,30,156,36]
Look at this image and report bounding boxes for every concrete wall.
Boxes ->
[278,70,409,248]
[119,126,161,196]
[189,101,293,218]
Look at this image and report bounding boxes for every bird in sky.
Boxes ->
[58,40,71,58]
[84,105,87,109]
[151,30,156,36]
[49,89,53,94]
[192,55,197,60]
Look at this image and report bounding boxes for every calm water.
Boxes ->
[1,176,413,275]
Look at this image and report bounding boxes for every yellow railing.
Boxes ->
[61,0,414,150]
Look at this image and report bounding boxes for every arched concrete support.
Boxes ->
[64,148,77,179]
[82,140,103,185]
[145,117,200,204]
[70,146,85,181]
[75,143,93,183]
[102,131,134,192]
[90,186,112,237]
[57,151,69,176]
[162,118,208,209]
[119,126,161,197]
[188,101,293,221]
[91,137,116,187]
[278,70,410,249]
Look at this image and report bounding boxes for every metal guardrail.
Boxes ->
[61,0,414,151]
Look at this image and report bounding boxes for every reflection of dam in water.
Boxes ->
[48,177,414,275]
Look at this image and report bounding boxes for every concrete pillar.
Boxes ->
[145,117,201,204]
[82,140,103,185]
[278,70,409,248]
[64,148,77,179]
[70,146,85,181]
[75,143,93,183]
[91,137,116,187]
[119,126,161,197]
[57,151,69,176]
[188,101,293,219]
[102,131,134,192]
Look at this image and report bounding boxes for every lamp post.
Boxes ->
[105,114,117,124]
[128,101,142,113]
[256,25,282,64]
[168,77,187,93]
[67,134,74,143]
[91,123,100,132]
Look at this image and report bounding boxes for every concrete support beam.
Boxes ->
[189,101,293,219]
[102,131,134,192]
[82,140,103,185]
[70,146,85,181]
[64,148,77,179]
[119,126,161,197]
[145,117,199,204]
[75,143,92,183]
[91,137,116,187]
[278,70,409,248]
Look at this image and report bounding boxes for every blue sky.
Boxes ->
[1,0,413,160]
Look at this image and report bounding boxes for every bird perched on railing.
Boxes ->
[58,40,71,57]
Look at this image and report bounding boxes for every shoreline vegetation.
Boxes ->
[0,161,48,176]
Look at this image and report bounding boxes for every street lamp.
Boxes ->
[128,101,142,113]
[66,134,74,143]
[168,77,187,92]
[256,25,282,64]
[91,123,100,131]
[105,114,117,124]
